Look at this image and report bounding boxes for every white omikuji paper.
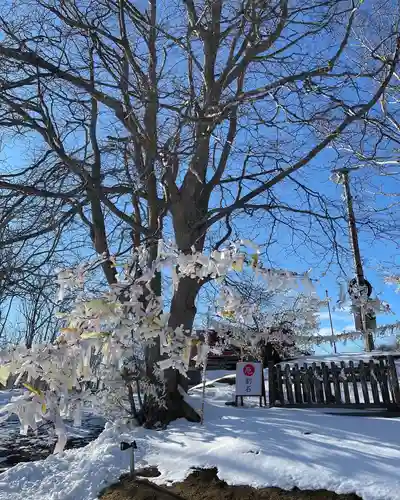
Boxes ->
[235,361,262,396]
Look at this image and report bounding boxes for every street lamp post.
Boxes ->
[331,167,375,352]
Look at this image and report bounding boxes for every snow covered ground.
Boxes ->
[0,390,19,407]
[0,371,399,500]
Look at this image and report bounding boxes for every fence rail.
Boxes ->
[268,356,400,409]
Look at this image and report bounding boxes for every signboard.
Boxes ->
[236,361,262,396]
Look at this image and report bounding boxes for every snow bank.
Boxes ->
[1,377,400,500]
[0,390,21,406]
[282,351,400,366]
[0,423,134,500]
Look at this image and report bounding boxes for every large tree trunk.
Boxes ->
[144,276,202,426]
[144,193,208,426]
[150,156,211,422]
[169,277,202,331]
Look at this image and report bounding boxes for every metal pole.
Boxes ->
[130,447,135,477]
[200,354,208,425]
[200,308,210,425]
[335,168,374,351]
[325,290,337,354]
[120,441,137,477]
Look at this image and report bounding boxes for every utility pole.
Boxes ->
[325,290,337,354]
[331,167,375,352]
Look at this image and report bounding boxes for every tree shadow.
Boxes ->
[137,398,400,498]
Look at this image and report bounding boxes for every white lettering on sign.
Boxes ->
[236,361,262,396]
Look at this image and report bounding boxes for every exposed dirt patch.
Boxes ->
[0,416,104,474]
[100,467,362,500]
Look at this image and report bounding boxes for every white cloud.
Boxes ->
[318,312,330,321]
[318,310,352,323]
[315,326,344,337]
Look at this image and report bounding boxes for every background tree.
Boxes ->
[210,272,318,364]
[16,280,59,348]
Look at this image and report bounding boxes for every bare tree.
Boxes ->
[17,280,59,348]
[212,272,318,360]
[0,0,398,419]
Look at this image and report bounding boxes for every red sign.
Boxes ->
[243,363,255,377]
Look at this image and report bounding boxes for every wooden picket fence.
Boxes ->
[268,356,400,409]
